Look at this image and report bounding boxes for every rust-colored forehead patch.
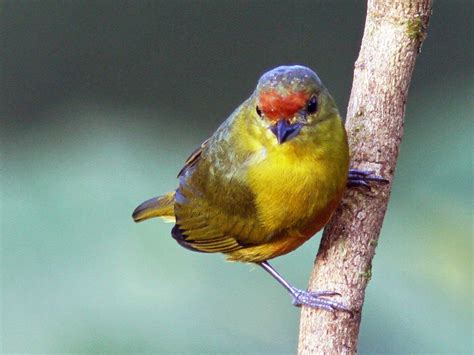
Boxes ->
[258,90,309,121]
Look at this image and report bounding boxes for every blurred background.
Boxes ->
[1,1,472,353]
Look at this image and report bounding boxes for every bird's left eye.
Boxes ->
[307,96,318,114]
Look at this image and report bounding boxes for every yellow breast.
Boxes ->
[245,116,349,237]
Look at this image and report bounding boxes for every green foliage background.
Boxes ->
[2,1,472,353]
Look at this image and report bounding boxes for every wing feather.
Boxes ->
[177,138,210,178]
[172,109,271,254]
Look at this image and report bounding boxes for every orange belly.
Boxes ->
[226,192,344,263]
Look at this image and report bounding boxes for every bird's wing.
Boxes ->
[173,118,267,254]
[177,138,210,178]
[174,170,264,253]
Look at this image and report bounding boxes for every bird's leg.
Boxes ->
[347,168,389,188]
[258,261,350,312]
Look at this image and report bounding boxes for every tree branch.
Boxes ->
[298,1,432,353]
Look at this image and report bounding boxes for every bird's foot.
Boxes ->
[347,168,389,189]
[290,288,351,313]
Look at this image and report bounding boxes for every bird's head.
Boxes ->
[252,65,338,144]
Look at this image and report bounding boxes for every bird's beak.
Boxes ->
[270,120,303,144]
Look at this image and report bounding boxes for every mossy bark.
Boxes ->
[298,1,432,353]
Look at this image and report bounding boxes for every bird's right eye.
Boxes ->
[256,106,263,117]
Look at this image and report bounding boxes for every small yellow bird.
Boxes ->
[133,65,384,311]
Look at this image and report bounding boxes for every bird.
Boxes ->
[132,65,385,311]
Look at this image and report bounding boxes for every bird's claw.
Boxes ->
[347,168,389,189]
[290,288,350,313]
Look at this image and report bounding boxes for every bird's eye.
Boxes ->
[307,96,318,114]
[256,106,263,117]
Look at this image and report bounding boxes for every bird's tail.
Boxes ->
[132,191,176,223]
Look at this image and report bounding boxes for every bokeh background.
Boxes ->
[1,1,472,353]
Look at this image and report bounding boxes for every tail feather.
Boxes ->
[132,192,176,223]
